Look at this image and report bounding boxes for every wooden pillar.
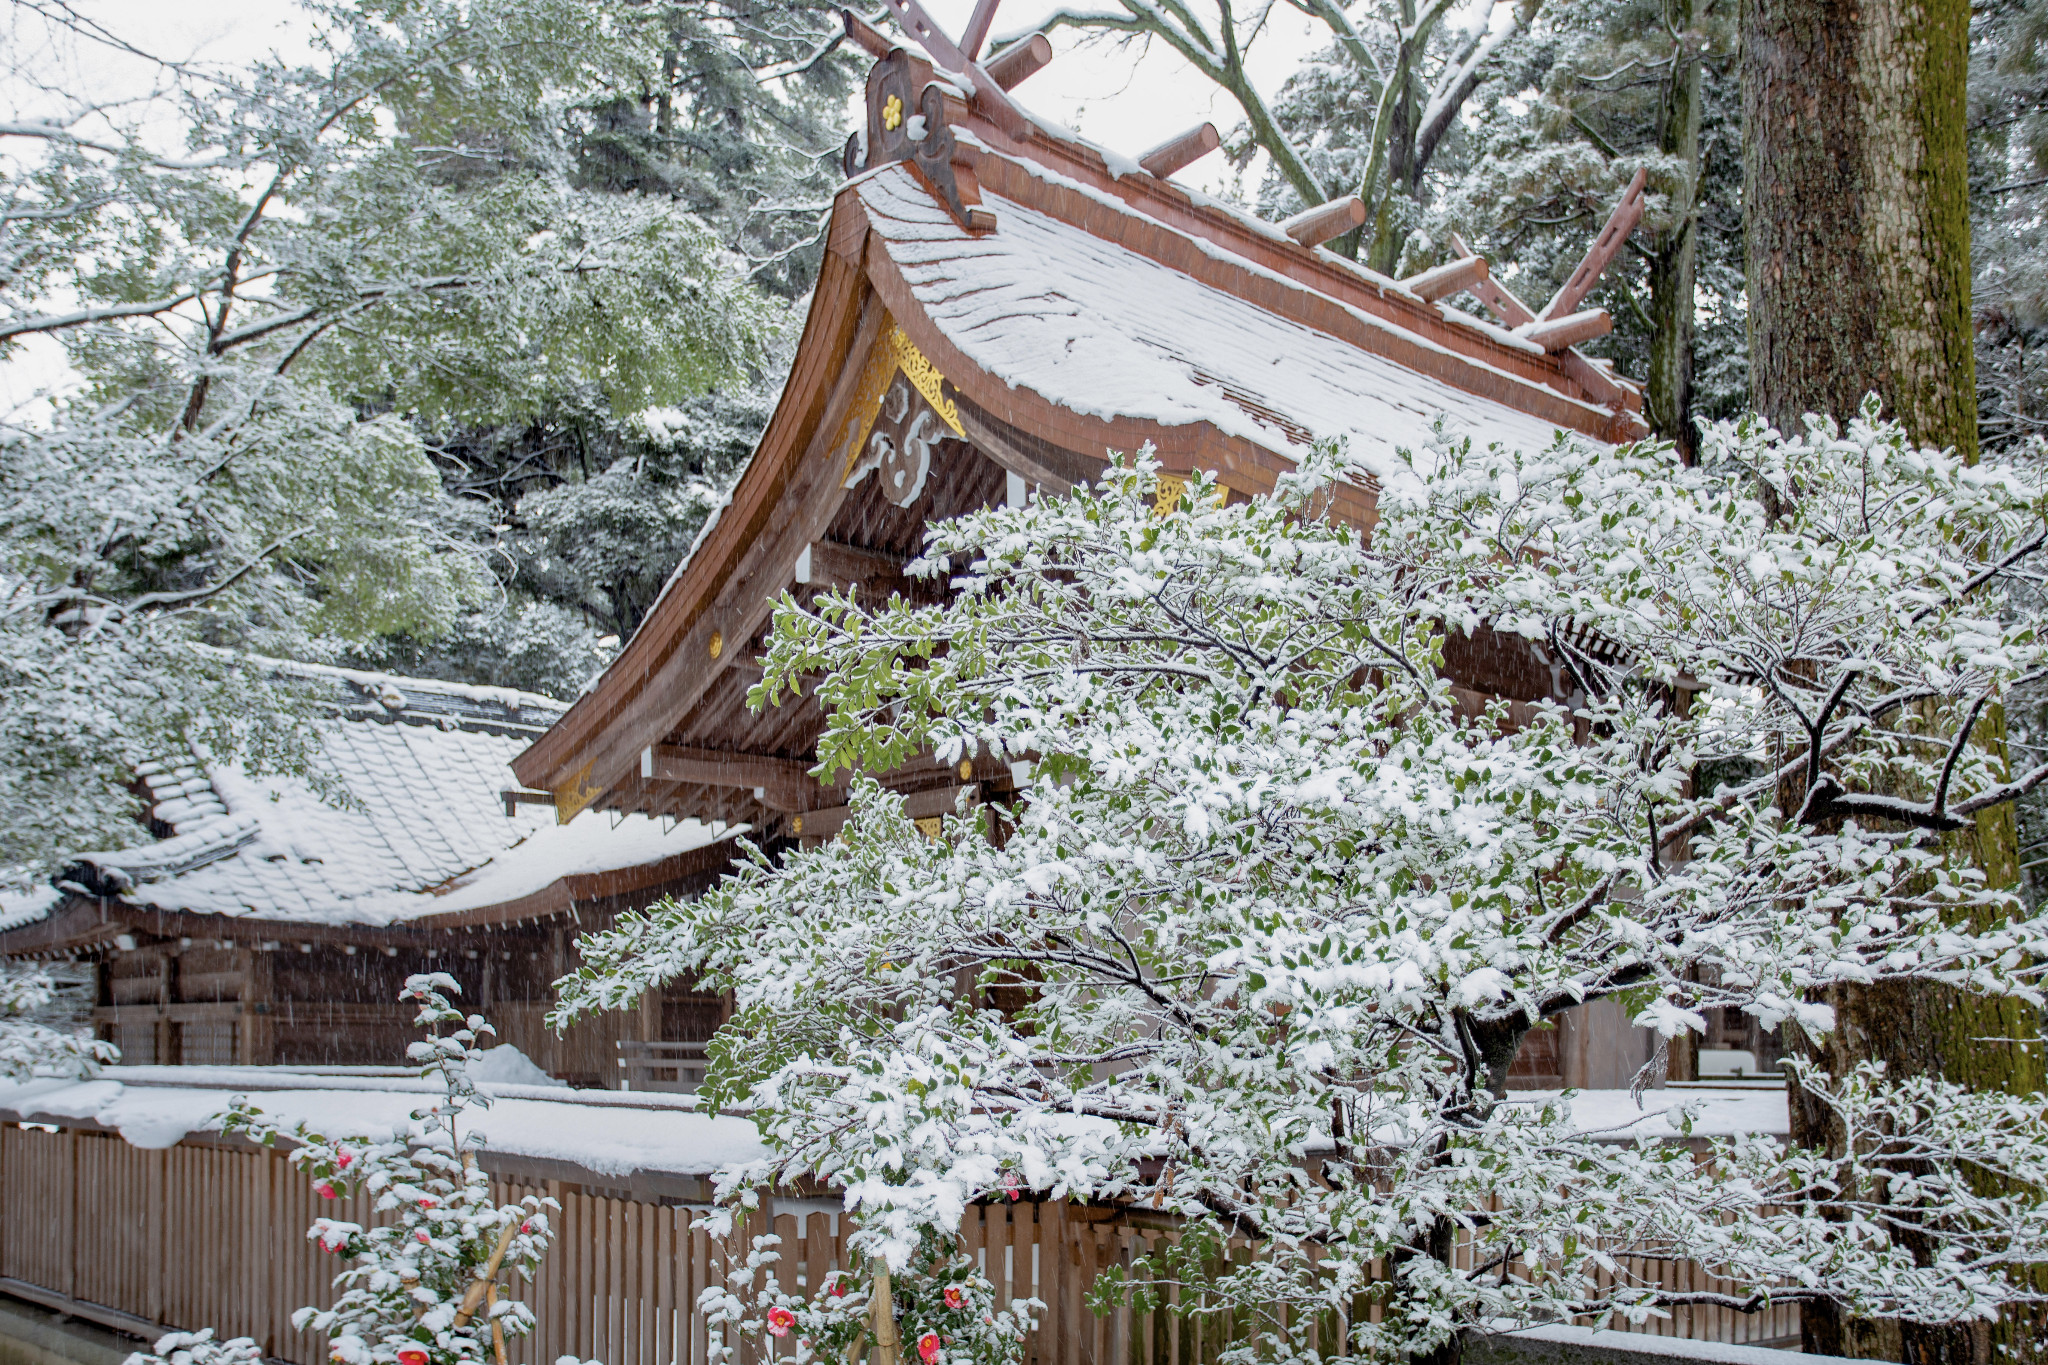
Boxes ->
[238,948,274,1065]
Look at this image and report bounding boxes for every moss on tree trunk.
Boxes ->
[1743,0,2042,1357]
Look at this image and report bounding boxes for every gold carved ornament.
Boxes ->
[553,759,603,826]
[839,320,966,484]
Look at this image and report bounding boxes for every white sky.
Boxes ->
[0,0,1326,413]
[11,0,1323,189]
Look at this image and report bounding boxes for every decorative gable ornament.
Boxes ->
[844,50,997,235]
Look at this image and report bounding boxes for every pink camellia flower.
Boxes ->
[1001,1173,1021,1202]
[917,1331,941,1363]
[316,1183,337,1200]
[519,1221,532,1234]
[397,1348,429,1365]
[942,1287,963,1310]
[416,1197,436,1210]
[415,1230,430,1244]
[765,1307,795,1338]
[336,1151,354,1169]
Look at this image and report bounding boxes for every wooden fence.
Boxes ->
[0,1120,1799,1364]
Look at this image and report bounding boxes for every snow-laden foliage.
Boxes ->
[0,0,773,871]
[218,976,557,1365]
[122,1329,266,1365]
[560,413,2048,1359]
[701,1228,1038,1365]
[0,961,114,1081]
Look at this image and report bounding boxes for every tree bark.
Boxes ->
[1645,0,1702,461]
[1744,1,2041,1358]
[1741,0,1976,458]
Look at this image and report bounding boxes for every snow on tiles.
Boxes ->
[555,422,2048,1362]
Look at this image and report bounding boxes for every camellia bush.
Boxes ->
[558,404,2048,1363]
[128,976,560,1365]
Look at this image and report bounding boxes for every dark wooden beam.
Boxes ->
[502,788,557,817]
[1541,167,1648,321]
[960,0,1001,59]
[642,744,839,812]
[1518,308,1613,353]
[808,538,914,594]
[843,8,895,57]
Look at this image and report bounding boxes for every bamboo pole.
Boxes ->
[870,1266,902,1365]
[454,1218,524,1328]
[486,1282,509,1365]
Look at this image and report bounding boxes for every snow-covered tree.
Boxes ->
[189,975,559,1365]
[559,415,2048,1361]
[0,961,115,1080]
[0,0,774,871]
[1027,0,1540,270]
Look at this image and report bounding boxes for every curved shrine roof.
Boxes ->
[511,43,1642,831]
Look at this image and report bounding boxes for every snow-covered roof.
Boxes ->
[856,162,1586,488]
[15,662,734,935]
[511,50,1644,817]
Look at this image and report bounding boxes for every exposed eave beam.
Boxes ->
[1138,123,1220,179]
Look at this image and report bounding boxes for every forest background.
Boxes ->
[6,0,2048,883]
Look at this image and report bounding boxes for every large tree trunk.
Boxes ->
[1644,0,1701,461]
[1741,0,1976,458]
[1743,4,2039,1358]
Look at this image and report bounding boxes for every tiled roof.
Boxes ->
[42,663,730,929]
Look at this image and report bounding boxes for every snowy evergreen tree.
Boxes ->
[0,961,115,1080]
[560,425,2048,1361]
[0,0,775,870]
[1033,0,1542,270]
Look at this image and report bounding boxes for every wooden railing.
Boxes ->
[616,1040,710,1093]
[0,1120,1799,1363]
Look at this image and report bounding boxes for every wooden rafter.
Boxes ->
[1540,168,1648,322]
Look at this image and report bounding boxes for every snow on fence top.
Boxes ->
[0,1065,771,1180]
[0,1068,1788,1182]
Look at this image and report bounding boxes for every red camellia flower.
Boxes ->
[316,1183,337,1200]
[519,1221,532,1234]
[917,1331,941,1363]
[765,1307,795,1338]
[415,1230,430,1243]
[416,1197,436,1210]
[829,1279,847,1298]
[397,1347,429,1365]
[942,1287,963,1309]
[336,1151,353,1169]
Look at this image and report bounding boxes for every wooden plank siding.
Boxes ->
[0,1122,1801,1363]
